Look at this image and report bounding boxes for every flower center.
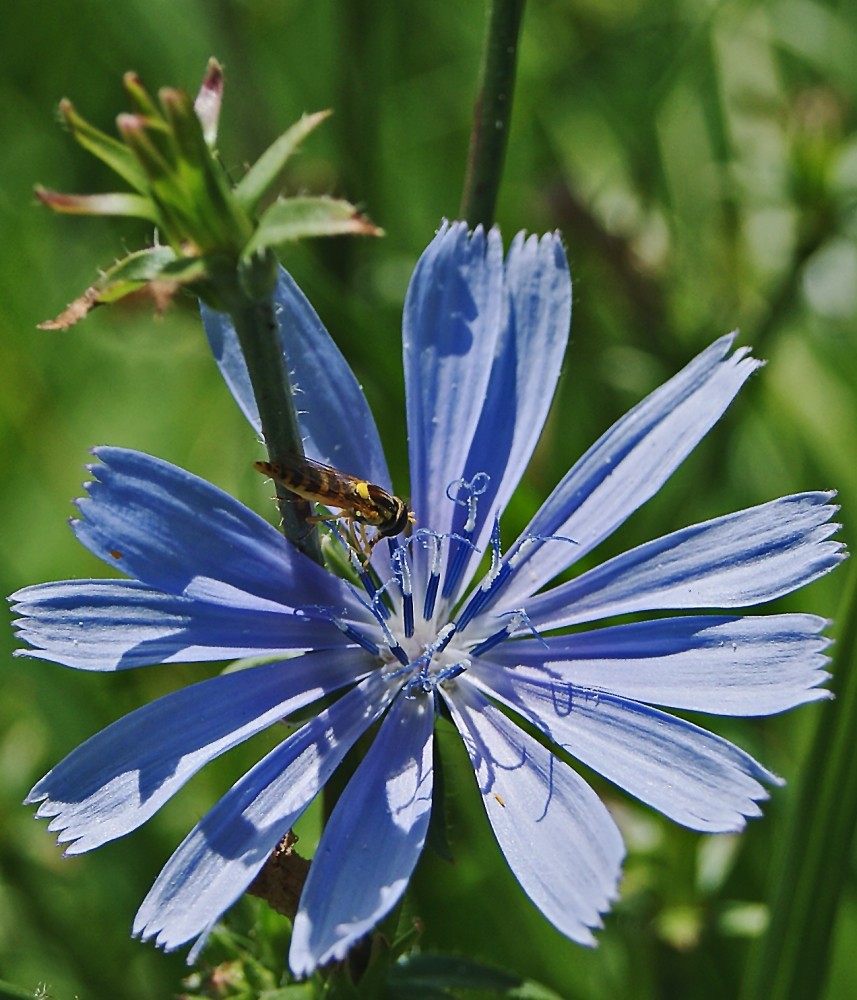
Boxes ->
[381,621,469,693]
[312,471,537,693]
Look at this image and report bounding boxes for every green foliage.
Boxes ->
[1,1,856,998]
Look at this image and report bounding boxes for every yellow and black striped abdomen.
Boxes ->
[254,455,412,538]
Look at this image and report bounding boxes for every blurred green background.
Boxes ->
[1,1,856,997]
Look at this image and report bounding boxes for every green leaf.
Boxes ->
[258,988,316,1000]
[741,560,857,1000]
[508,983,568,1000]
[34,186,158,221]
[244,197,381,257]
[386,953,525,998]
[234,110,333,214]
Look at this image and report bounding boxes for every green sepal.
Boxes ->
[117,114,175,182]
[161,87,254,250]
[244,196,382,258]
[116,80,180,178]
[122,71,161,119]
[42,63,381,337]
[234,110,333,215]
[36,246,218,330]
[59,99,149,193]
[237,248,280,302]
[101,250,212,301]
[99,244,178,283]
[34,186,158,221]
[162,86,213,164]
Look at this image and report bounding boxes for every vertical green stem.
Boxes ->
[460,0,527,229]
[741,559,857,1000]
[229,290,324,565]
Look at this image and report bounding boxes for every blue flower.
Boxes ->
[12,223,844,975]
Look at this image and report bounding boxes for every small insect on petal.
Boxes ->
[255,454,414,563]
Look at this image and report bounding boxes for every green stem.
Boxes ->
[228,285,324,565]
[460,0,527,229]
[741,558,857,1000]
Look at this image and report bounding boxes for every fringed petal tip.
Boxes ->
[23,787,46,808]
[24,796,91,857]
[132,914,214,965]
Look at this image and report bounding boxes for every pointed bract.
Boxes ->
[39,64,376,329]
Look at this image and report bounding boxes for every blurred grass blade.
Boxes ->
[0,981,39,1000]
[742,559,857,1000]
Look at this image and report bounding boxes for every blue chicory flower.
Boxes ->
[12,222,844,975]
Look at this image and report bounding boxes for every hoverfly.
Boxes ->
[255,453,413,563]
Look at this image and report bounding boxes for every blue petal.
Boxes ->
[26,647,373,854]
[72,448,367,618]
[521,494,843,630]
[442,680,624,946]
[441,232,572,603]
[290,687,434,975]
[482,615,832,716]
[404,222,505,543]
[498,335,762,605]
[199,302,259,434]
[134,673,398,957]
[472,670,780,832]
[202,266,390,488]
[11,579,350,670]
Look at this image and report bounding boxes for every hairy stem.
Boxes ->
[229,291,324,565]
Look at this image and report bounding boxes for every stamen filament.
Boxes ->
[442,473,490,599]
[403,593,415,639]
[331,619,380,656]
[391,543,415,637]
[469,609,545,657]
[423,571,440,622]
[454,560,514,632]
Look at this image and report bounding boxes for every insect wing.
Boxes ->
[255,454,412,537]
[255,456,352,507]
